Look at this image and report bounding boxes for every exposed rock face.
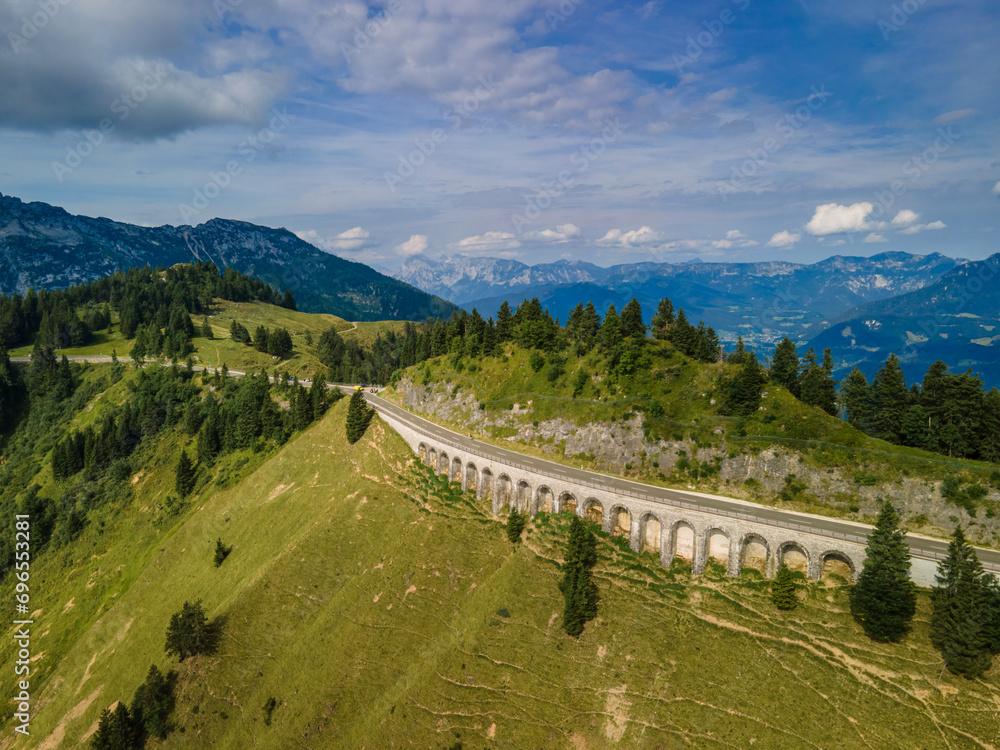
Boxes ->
[391,377,1000,545]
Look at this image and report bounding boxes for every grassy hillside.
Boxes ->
[3,382,1000,749]
[383,341,1000,539]
[8,301,407,380]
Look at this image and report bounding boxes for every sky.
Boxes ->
[1,0,998,271]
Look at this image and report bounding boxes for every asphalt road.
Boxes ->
[11,356,997,571]
[363,391,1000,573]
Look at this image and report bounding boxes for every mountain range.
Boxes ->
[0,193,456,321]
[395,251,965,345]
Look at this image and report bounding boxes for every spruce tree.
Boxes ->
[931,526,994,678]
[770,337,800,396]
[650,297,675,340]
[164,600,220,661]
[841,368,872,430]
[346,390,372,444]
[214,538,232,567]
[131,664,178,741]
[506,510,527,543]
[601,304,621,351]
[849,501,916,641]
[619,297,646,339]
[723,351,765,416]
[559,516,599,637]
[871,354,909,441]
[771,563,799,610]
[201,317,213,339]
[174,451,196,497]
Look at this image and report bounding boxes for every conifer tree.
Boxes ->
[723,351,765,416]
[174,451,196,497]
[201,317,213,338]
[619,297,646,339]
[559,516,599,637]
[871,354,909,441]
[771,563,799,610]
[841,368,872,430]
[650,297,675,340]
[164,600,220,661]
[214,538,232,567]
[131,664,178,741]
[506,509,527,543]
[727,335,750,365]
[91,701,141,750]
[346,390,372,444]
[931,527,994,678]
[770,337,800,396]
[601,304,621,351]
[850,501,916,641]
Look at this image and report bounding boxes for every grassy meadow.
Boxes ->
[2,392,999,749]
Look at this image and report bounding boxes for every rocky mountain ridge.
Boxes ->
[0,192,457,321]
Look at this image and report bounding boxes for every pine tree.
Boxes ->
[931,526,994,678]
[131,664,178,741]
[201,317,213,339]
[506,510,527,543]
[849,502,916,641]
[91,700,142,750]
[871,354,909,442]
[164,600,221,661]
[601,304,621,351]
[650,297,674,340]
[619,297,646,338]
[174,451,196,497]
[214,538,232,567]
[770,337,800,396]
[771,564,799,610]
[559,516,599,637]
[723,351,765,416]
[346,390,372,444]
[841,368,872,431]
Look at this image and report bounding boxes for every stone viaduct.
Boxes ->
[377,406,866,581]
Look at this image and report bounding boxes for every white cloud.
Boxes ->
[899,219,947,235]
[597,226,664,247]
[805,202,879,236]
[295,226,371,253]
[522,223,581,243]
[767,230,801,248]
[396,234,429,255]
[993,180,1000,195]
[725,229,748,240]
[891,209,920,226]
[933,108,977,125]
[451,231,521,254]
[863,232,887,243]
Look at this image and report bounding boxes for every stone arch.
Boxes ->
[820,550,855,582]
[609,505,632,538]
[740,534,770,577]
[558,492,577,515]
[583,498,604,525]
[450,456,462,483]
[497,474,512,510]
[671,521,695,564]
[516,480,532,513]
[428,447,437,470]
[778,542,810,576]
[639,513,662,554]
[437,451,448,475]
[535,486,554,514]
[464,462,477,492]
[703,528,731,569]
[480,468,494,501]
[418,443,428,464]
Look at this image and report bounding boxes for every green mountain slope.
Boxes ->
[0,193,457,321]
[4,388,1000,749]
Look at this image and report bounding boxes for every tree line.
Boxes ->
[0,262,295,353]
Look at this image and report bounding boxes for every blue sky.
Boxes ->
[1,0,997,269]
